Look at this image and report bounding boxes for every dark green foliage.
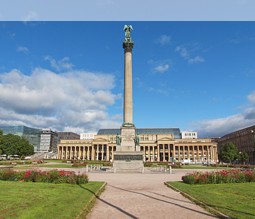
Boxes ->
[0,133,34,156]
[218,142,238,164]
[238,151,249,164]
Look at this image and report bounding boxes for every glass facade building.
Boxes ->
[0,125,41,152]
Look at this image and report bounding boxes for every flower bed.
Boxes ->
[0,169,88,184]
[182,169,255,184]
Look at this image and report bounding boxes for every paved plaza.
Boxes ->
[86,169,217,219]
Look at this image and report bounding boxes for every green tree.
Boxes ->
[238,151,249,164]
[219,142,238,164]
[0,133,34,156]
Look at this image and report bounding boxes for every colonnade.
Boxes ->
[141,144,217,163]
[58,142,217,163]
[58,144,116,161]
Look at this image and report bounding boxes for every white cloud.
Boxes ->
[154,64,169,73]
[188,56,204,64]
[17,46,29,54]
[176,45,204,64]
[22,11,38,22]
[0,68,122,133]
[148,59,171,74]
[248,91,255,104]
[194,91,255,137]
[156,35,171,46]
[44,56,74,71]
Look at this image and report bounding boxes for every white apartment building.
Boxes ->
[181,131,198,139]
[80,133,96,140]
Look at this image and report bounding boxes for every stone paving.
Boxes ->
[86,169,218,219]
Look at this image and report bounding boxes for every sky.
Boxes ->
[0,1,255,138]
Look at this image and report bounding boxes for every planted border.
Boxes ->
[0,169,88,184]
[182,169,255,184]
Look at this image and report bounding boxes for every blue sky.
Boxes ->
[1,0,255,21]
[0,21,255,137]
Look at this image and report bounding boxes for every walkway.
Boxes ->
[86,170,217,219]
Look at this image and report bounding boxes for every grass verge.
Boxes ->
[166,181,255,219]
[0,180,105,219]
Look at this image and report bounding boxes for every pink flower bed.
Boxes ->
[182,169,255,184]
[0,169,88,184]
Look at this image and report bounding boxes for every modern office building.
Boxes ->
[39,129,59,152]
[0,125,41,152]
[219,125,255,164]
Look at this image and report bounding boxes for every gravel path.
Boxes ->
[86,170,217,219]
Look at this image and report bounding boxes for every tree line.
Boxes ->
[0,130,34,157]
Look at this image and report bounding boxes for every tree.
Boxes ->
[0,133,34,157]
[238,151,249,165]
[218,142,238,164]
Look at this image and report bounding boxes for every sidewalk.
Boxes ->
[86,170,217,219]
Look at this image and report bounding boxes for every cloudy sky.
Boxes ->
[0,2,255,137]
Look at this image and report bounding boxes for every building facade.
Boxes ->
[58,132,80,141]
[181,131,197,139]
[80,133,96,140]
[58,128,218,163]
[39,129,59,152]
[219,125,255,164]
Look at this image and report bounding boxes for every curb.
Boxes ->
[164,182,230,219]
[76,182,107,219]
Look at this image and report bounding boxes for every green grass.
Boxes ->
[0,181,105,219]
[166,181,255,219]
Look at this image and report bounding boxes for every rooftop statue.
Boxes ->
[123,25,133,43]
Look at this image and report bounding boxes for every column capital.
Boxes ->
[123,42,134,52]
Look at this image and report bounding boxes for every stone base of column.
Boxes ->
[113,151,144,173]
[118,125,137,152]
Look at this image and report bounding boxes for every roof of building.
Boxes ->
[221,124,255,139]
[97,128,181,139]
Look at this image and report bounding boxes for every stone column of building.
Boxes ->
[157,145,160,161]
[148,146,151,162]
[87,147,90,160]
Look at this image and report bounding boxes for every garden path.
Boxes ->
[86,169,217,219]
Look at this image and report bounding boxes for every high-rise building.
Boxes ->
[39,129,59,152]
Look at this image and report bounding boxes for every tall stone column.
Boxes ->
[113,25,144,173]
[123,42,134,124]
[118,24,136,152]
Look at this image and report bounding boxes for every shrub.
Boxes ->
[182,169,255,184]
[0,169,88,184]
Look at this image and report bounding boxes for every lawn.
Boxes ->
[167,181,255,219]
[0,181,105,219]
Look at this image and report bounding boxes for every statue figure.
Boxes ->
[123,25,133,42]
[116,133,121,146]
[134,134,140,146]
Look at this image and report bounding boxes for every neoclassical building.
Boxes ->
[58,128,218,163]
